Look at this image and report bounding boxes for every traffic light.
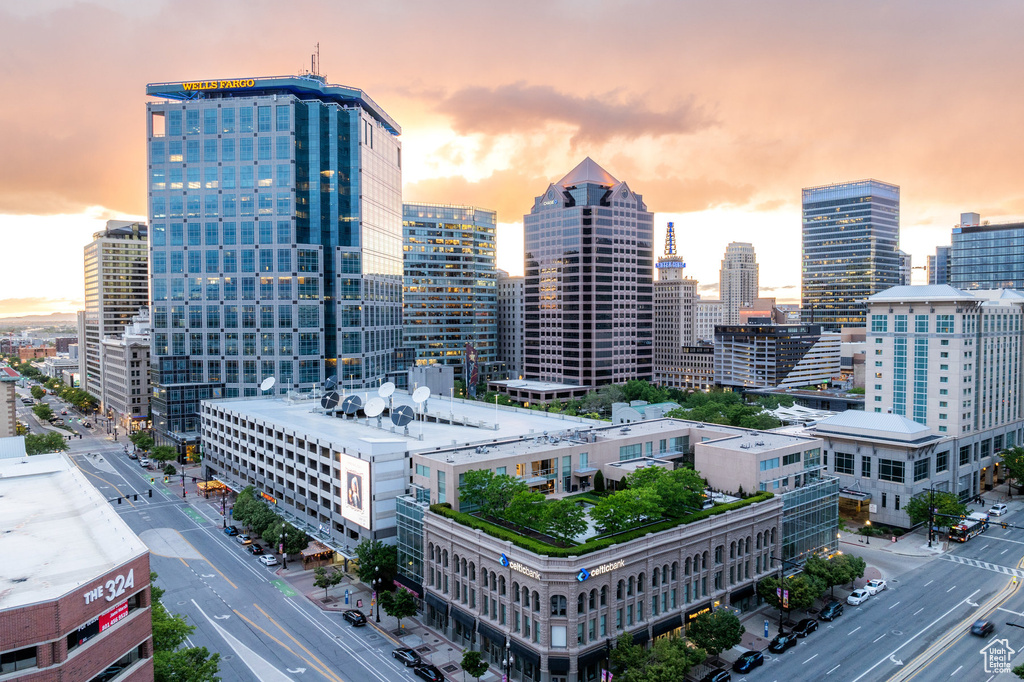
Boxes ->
[117,497,122,504]
[192,477,197,483]
[150,477,155,483]
[163,476,169,483]
[1003,522,1009,529]
[133,494,138,501]
[148,489,152,498]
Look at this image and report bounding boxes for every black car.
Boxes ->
[768,633,798,653]
[223,525,239,536]
[971,619,995,637]
[793,618,819,637]
[392,648,422,667]
[343,610,367,627]
[700,670,731,682]
[413,665,445,682]
[820,600,844,621]
[247,544,265,555]
[732,650,764,673]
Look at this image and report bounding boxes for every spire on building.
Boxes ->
[656,222,685,275]
[664,221,676,256]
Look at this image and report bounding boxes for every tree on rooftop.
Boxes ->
[592,486,663,534]
[461,469,527,519]
[542,498,588,545]
[501,490,546,530]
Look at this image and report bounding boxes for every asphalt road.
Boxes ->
[60,429,424,682]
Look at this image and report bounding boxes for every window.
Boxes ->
[550,595,567,617]
[0,646,37,673]
[915,315,929,333]
[914,458,929,482]
[759,458,780,471]
[894,315,907,333]
[871,315,887,333]
[960,446,971,466]
[783,452,800,466]
[861,455,871,478]
[878,459,905,483]
[835,452,854,475]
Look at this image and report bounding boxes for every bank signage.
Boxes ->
[577,559,626,582]
[181,79,256,92]
[500,553,541,580]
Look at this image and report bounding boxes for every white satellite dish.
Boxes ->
[412,386,431,404]
[365,397,385,418]
[378,381,395,398]
[259,376,276,393]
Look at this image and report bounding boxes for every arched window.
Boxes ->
[461,559,468,577]
[637,573,645,593]
[578,593,586,614]
[730,541,736,559]
[771,527,777,545]
[513,581,520,602]
[684,557,691,576]
[469,563,476,581]
[482,571,488,588]
[453,553,459,570]
[617,580,625,600]
[551,595,567,617]
[589,589,597,610]
[522,586,530,607]
[702,551,709,570]
[671,562,678,581]
[499,576,506,595]
[533,591,540,612]
[663,564,670,582]
[652,568,660,587]
[746,537,752,554]
[756,532,762,550]
[442,550,448,568]
[627,577,635,596]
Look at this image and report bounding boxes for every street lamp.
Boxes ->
[372,566,383,623]
[769,555,802,634]
[503,636,514,682]
[865,519,871,545]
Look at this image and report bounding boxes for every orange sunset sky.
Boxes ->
[2,0,1024,318]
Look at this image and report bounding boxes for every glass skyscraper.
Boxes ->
[801,179,900,331]
[402,203,498,385]
[145,75,403,452]
[524,158,653,386]
[951,215,1024,290]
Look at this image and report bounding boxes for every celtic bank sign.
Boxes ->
[500,553,541,580]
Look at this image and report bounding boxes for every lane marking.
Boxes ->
[827,664,841,675]
[233,608,339,682]
[913,608,924,616]
[173,531,238,589]
[889,601,901,610]
[924,580,934,587]
[951,665,962,676]
[946,585,957,593]
[873,633,886,643]
[252,604,345,682]
[189,600,296,682]
[849,626,861,635]
[803,654,818,664]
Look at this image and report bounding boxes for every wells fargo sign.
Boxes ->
[182,79,256,91]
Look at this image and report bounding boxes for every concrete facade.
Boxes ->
[714,325,842,390]
[100,312,151,434]
[498,271,525,380]
[720,242,759,325]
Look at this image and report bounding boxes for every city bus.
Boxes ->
[949,516,987,542]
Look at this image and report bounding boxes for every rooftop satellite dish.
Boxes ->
[342,395,363,415]
[320,391,340,410]
[259,376,276,393]
[391,404,415,427]
[324,374,338,391]
[365,397,385,418]
[379,381,395,398]
[412,386,431,404]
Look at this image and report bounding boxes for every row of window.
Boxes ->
[151,193,291,220]
[157,104,290,137]
[151,276,320,302]
[151,135,291,164]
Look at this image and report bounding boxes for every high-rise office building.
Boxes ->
[720,241,758,324]
[714,324,841,390]
[951,212,1024,290]
[653,222,698,386]
[79,221,149,409]
[802,180,901,331]
[100,310,151,435]
[897,250,912,286]
[928,245,951,285]
[145,75,403,452]
[523,158,653,386]
[403,203,498,385]
[497,270,525,379]
[694,299,724,343]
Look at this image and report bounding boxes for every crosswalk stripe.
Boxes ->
[941,554,1024,578]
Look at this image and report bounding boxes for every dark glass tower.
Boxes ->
[145,75,402,452]
[801,180,900,331]
[523,158,653,386]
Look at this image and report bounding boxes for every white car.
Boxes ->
[847,589,870,605]
[989,503,1008,517]
[139,458,150,467]
[259,555,279,566]
[865,579,887,595]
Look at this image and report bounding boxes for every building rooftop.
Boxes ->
[0,453,148,609]
[557,157,619,188]
[0,436,26,458]
[206,390,602,456]
[867,285,975,302]
[489,379,592,393]
[809,410,945,446]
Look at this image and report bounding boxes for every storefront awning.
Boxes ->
[450,605,475,630]
[548,658,570,674]
[510,640,541,668]
[424,591,447,616]
[477,621,504,646]
[577,646,607,669]
[652,614,682,637]
[839,488,872,501]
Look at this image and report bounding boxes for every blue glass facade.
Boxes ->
[951,222,1024,290]
[801,180,900,331]
[146,76,402,448]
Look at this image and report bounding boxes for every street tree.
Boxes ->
[542,498,588,545]
[757,574,826,614]
[32,402,52,421]
[247,504,278,537]
[1002,447,1024,498]
[313,566,343,601]
[231,487,258,526]
[803,554,865,598]
[381,589,417,629]
[591,486,663,534]
[150,445,178,465]
[155,646,222,682]
[461,650,490,682]
[687,609,745,657]
[24,432,68,455]
[904,490,967,526]
[610,633,648,677]
[130,431,155,452]
[30,385,44,400]
[632,637,706,682]
[354,539,398,586]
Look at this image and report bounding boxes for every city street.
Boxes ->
[46,417,426,682]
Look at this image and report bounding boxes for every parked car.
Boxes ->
[413,665,444,682]
[235,534,252,545]
[847,589,870,605]
[247,544,265,555]
[224,525,239,536]
[343,610,367,627]
[990,503,1009,517]
[128,451,138,460]
[60,409,68,415]
[971,619,995,637]
[392,648,422,667]
[259,555,279,567]
[865,579,887,595]
[820,600,844,621]
[139,458,150,467]
[768,633,798,653]
[700,670,731,682]
[792,618,819,637]
[732,650,764,673]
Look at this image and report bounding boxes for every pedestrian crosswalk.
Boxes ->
[940,553,1024,578]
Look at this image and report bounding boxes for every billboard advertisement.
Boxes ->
[465,343,479,398]
[341,454,371,530]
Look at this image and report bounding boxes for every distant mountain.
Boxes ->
[0,313,78,327]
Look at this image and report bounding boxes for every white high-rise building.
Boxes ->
[694,299,725,343]
[720,242,758,325]
[653,222,699,387]
[497,270,525,379]
[866,285,1024,437]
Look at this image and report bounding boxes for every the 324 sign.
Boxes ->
[84,569,135,605]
